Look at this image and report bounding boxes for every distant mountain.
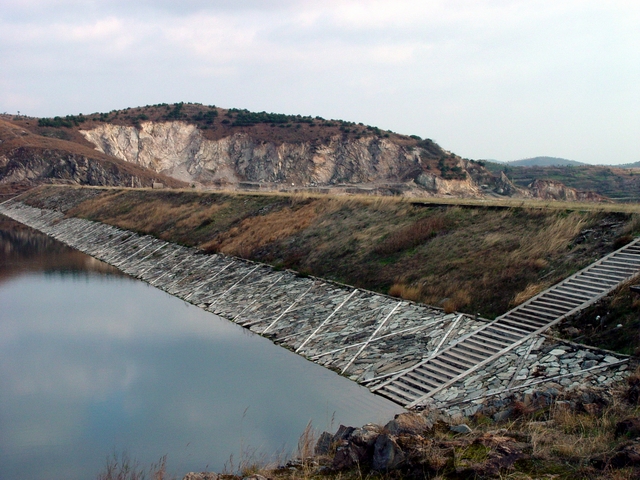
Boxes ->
[507,156,586,167]
[615,161,640,169]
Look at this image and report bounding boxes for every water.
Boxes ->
[0,216,403,480]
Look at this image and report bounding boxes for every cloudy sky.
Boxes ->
[1,0,638,164]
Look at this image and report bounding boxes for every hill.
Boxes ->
[0,117,185,190]
[485,161,640,202]
[2,104,607,202]
[616,161,640,169]
[507,156,586,167]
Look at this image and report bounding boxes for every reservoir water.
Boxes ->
[0,216,402,480]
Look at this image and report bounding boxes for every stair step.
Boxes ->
[552,286,593,300]
[390,377,432,397]
[528,299,571,314]
[446,345,486,364]
[429,357,466,375]
[589,263,628,281]
[571,275,615,288]
[410,366,450,384]
[380,385,414,404]
[584,269,628,281]
[474,330,513,348]
[438,351,477,369]
[565,279,607,292]
[536,295,581,309]
[526,302,568,315]
[484,327,523,343]
[600,259,640,272]
[580,272,621,284]
[505,310,544,325]
[611,253,640,263]
[498,318,539,332]
[418,360,458,379]
[518,306,560,319]
[459,339,499,356]
[402,372,440,391]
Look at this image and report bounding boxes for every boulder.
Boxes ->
[332,425,355,443]
[315,431,333,455]
[350,426,380,448]
[384,413,432,436]
[331,442,369,470]
[372,434,405,471]
[608,441,640,468]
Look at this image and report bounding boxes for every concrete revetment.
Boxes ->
[0,195,636,411]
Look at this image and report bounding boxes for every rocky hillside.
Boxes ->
[0,118,185,189]
[486,161,640,202]
[4,104,605,200]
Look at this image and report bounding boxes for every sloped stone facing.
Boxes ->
[425,338,631,417]
[0,198,630,409]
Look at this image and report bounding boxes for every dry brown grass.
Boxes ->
[510,211,594,263]
[201,200,334,256]
[96,452,173,480]
[71,193,225,240]
[511,282,547,306]
[296,421,316,465]
[389,283,422,302]
[374,214,448,255]
[527,406,616,460]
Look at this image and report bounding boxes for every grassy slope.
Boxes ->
[23,186,640,325]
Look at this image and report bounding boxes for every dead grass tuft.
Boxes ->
[511,283,547,306]
[442,299,458,314]
[510,211,594,263]
[389,283,422,302]
[96,452,173,480]
[374,214,448,255]
[296,421,316,465]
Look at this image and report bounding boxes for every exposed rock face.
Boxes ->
[79,121,607,201]
[81,122,424,185]
[413,169,483,197]
[0,118,185,188]
[529,178,606,202]
[81,121,479,195]
[0,147,144,187]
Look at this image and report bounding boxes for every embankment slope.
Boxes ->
[20,186,640,324]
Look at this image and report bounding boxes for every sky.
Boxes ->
[1,0,639,165]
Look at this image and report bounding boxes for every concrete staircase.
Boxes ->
[372,238,640,408]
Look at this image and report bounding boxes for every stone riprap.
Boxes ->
[417,338,630,417]
[0,196,633,411]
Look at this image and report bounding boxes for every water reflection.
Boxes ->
[0,215,403,480]
[0,216,122,283]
